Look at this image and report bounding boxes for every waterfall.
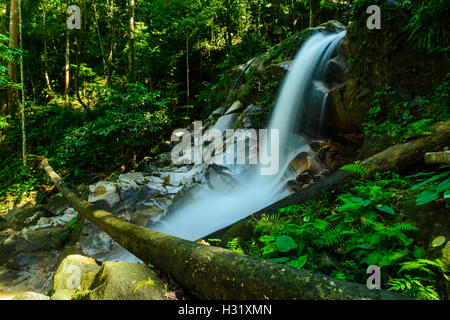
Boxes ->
[103,30,347,262]
[151,30,347,241]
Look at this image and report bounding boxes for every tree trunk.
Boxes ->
[186,32,190,110]
[65,25,70,106]
[211,119,450,236]
[74,0,88,112]
[42,2,53,94]
[39,158,412,300]
[128,0,135,83]
[0,0,8,112]
[309,0,320,27]
[7,0,19,112]
[107,0,114,88]
[18,0,25,166]
[93,4,106,76]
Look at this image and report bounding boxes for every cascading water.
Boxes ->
[104,29,347,262]
[151,30,347,240]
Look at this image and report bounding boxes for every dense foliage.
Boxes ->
[227,166,450,299]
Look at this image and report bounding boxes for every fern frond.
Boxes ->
[255,213,286,234]
[340,163,367,177]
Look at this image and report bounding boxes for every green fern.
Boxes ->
[388,275,441,300]
[227,238,244,254]
[255,213,286,234]
[340,163,367,177]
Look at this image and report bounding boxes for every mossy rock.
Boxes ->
[5,205,47,230]
[72,261,167,300]
[50,289,77,300]
[53,255,101,291]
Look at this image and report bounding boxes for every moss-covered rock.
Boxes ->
[50,289,77,300]
[72,261,167,300]
[5,205,47,230]
[53,255,101,291]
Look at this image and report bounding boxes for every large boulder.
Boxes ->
[72,261,167,300]
[53,255,101,291]
[3,208,79,255]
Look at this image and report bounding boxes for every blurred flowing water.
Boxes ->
[106,30,347,262]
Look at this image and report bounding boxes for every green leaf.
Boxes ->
[436,178,450,193]
[267,257,290,263]
[376,204,395,215]
[416,190,439,205]
[286,255,308,269]
[275,235,297,253]
[432,236,446,247]
[259,235,275,243]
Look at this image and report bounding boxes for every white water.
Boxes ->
[102,31,347,262]
[151,31,347,241]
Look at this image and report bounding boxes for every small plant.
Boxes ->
[409,167,450,206]
[133,277,156,293]
[340,163,366,177]
[227,238,244,254]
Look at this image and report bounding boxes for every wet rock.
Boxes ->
[33,208,78,230]
[119,179,140,210]
[154,152,172,168]
[317,20,347,33]
[211,106,225,117]
[80,227,112,257]
[225,100,244,115]
[12,225,67,254]
[144,175,165,184]
[237,104,263,129]
[290,153,322,176]
[72,261,167,300]
[131,197,171,226]
[88,181,122,215]
[11,292,50,300]
[206,166,239,192]
[165,185,184,194]
[213,113,240,133]
[119,172,145,185]
[1,250,60,294]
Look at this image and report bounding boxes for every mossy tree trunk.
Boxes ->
[40,159,412,300]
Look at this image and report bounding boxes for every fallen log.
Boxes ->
[425,151,450,165]
[40,158,411,300]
